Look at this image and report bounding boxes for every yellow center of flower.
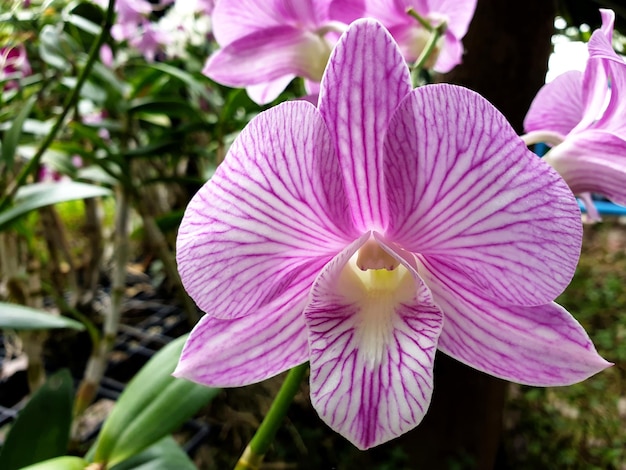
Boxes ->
[339,240,414,367]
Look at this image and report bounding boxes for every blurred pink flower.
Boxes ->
[203,0,362,104]
[1,45,31,91]
[333,0,477,72]
[523,9,626,220]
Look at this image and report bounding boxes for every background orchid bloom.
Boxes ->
[0,44,31,91]
[175,19,609,449]
[203,0,361,104]
[524,9,626,220]
[331,0,477,72]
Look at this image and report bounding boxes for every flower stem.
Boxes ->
[411,18,447,85]
[234,363,309,470]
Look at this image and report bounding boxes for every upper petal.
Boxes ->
[305,235,443,449]
[523,70,584,136]
[383,84,582,306]
[577,28,626,136]
[177,101,356,320]
[418,256,611,386]
[318,19,412,232]
[212,0,334,45]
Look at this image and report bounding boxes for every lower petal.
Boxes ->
[174,293,309,387]
[419,257,611,386]
[304,236,443,449]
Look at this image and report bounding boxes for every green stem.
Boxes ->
[0,0,116,211]
[411,20,447,86]
[234,363,309,470]
[406,7,435,31]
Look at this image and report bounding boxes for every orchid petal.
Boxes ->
[384,84,582,307]
[177,101,356,320]
[426,0,477,38]
[212,0,334,45]
[580,32,626,136]
[174,294,309,387]
[305,234,443,449]
[524,70,584,136]
[203,26,331,88]
[246,75,296,105]
[418,257,611,385]
[599,8,615,40]
[318,19,412,232]
[547,132,626,206]
[433,31,463,73]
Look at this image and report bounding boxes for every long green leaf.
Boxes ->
[0,181,112,231]
[91,335,220,466]
[1,95,37,170]
[19,456,88,470]
[0,369,74,470]
[0,302,84,331]
[110,436,196,470]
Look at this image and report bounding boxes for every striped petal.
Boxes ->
[383,84,582,307]
[523,70,584,136]
[318,19,412,232]
[305,234,443,449]
[177,101,356,320]
[418,256,611,385]
[174,292,309,387]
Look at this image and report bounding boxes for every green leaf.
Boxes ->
[91,335,220,467]
[19,456,88,470]
[138,62,214,103]
[0,369,74,470]
[0,181,112,231]
[110,436,196,470]
[0,302,85,331]
[1,95,37,170]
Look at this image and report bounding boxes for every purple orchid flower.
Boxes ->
[1,44,32,91]
[175,20,609,449]
[333,0,477,72]
[203,0,362,104]
[523,9,626,221]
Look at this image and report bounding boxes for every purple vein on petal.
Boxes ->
[384,84,582,306]
[318,19,412,232]
[177,101,356,320]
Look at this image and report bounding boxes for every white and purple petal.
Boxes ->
[174,292,309,387]
[177,101,356,320]
[418,257,611,385]
[318,19,412,232]
[384,84,582,307]
[305,235,443,449]
[523,70,584,137]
